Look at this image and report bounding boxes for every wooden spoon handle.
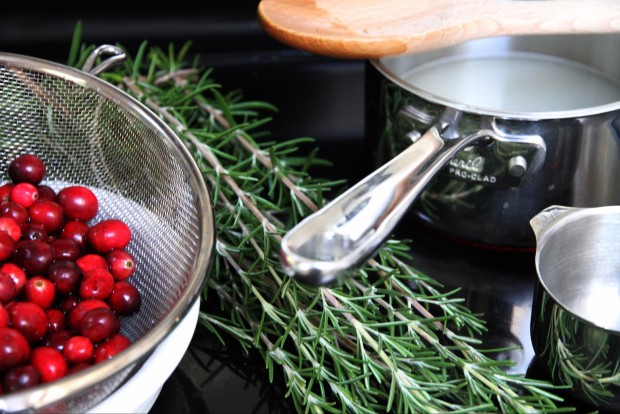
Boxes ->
[258,0,620,58]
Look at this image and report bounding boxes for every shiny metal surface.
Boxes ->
[530,205,620,410]
[366,34,620,249]
[281,112,544,285]
[280,125,454,284]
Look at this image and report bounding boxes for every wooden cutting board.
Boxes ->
[258,0,620,59]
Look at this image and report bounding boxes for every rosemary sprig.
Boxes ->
[540,298,620,407]
[73,34,576,413]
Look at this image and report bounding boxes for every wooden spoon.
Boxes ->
[258,0,620,59]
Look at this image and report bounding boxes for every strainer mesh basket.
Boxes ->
[0,50,213,413]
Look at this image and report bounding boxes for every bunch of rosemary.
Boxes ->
[69,26,575,413]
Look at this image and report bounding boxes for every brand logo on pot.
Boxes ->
[447,156,497,184]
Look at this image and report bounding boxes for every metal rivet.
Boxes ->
[508,155,527,177]
[405,131,422,142]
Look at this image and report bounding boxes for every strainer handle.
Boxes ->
[82,44,126,76]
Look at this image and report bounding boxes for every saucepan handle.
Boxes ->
[280,124,491,286]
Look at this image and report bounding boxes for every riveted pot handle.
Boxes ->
[529,205,578,241]
[280,123,491,286]
[82,44,126,76]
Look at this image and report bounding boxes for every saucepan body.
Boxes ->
[366,33,620,249]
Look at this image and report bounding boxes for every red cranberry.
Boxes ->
[0,184,13,203]
[0,327,31,371]
[47,260,83,296]
[28,200,64,234]
[0,303,8,327]
[1,263,26,294]
[79,268,114,300]
[3,364,40,392]
[94,333,130,363]
[76,254,108,274]
[42,329,72,353]
[30,347,67,383]
[0,231,15,262]
[107,281,141,316]
[0,201,28,225]
[66,362,92,375]
[50,238,80,261]
[0,272,16,304]
[20,223,48,241]
[87,219,131,253]
[0,217,20,241]
[0,154,142,392]
[23,276,56,310]
[57,186,98,222]
[10,182,38,208]
[46,309,65,334]
[59,295,80,314]
[106,250,136,280]
[79,307,120,343]
[13,239,55,276]
[60,220,89,250]
[68,299,109,332]
[7,301,48,343]
[36,185,56,201]
[8,154,46,185]
[63,335,94,364]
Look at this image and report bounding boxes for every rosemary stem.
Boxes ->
[216,240,323,409]
[196,100,319,211]
[321,288,440,413]
[123,77,282,238]
[350,280,535,412]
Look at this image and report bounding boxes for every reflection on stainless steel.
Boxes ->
[530,205,620,411]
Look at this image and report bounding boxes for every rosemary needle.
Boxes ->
[71,28,577,413]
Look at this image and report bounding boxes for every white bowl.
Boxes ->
[87,300,200,413]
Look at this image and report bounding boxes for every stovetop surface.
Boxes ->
[0,4,600,412]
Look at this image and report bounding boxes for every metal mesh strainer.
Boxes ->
[0,45,214,413]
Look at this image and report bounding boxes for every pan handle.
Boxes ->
[280,122,491,286]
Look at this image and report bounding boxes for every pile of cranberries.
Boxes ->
[0,154,142,396]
